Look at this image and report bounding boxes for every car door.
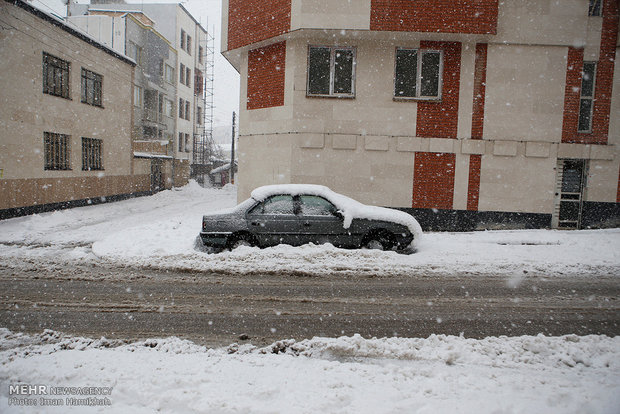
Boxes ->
[297,195,350,247]
[246,195,301,246]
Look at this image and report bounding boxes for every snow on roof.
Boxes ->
[133,152,172,159]
[210,163,232,174]
[251,184,423,240]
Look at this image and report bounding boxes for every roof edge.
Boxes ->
[5,0,136,66]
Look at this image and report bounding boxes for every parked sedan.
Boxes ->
[200,184,421,253]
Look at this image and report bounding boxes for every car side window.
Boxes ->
[250,195,295,215]
[299,195,337,216]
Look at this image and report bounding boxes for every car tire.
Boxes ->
[226,233,256,250]
[362,231,395,251]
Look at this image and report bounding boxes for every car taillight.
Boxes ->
[202,221,206,230]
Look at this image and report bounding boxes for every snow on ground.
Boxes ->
[0,181,618,277]
[1,328,619,414]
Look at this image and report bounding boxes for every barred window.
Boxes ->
[185,101,191,120]
[179,98,184,118]
[44,132,71,170]
[82,137,103,171]
[43,52,70,99]
[178,132,184,152]
[81,68,103,107]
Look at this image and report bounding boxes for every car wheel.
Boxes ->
[227,233,256,250]
[362,231,395,251]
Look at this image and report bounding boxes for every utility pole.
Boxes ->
[230,111,236,184]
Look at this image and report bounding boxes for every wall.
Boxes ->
[0,2,146,211]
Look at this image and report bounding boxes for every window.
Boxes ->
[180,63,185,85]
[199,46,204,64]
[178,132,184,152]
[42,52,70,99]
[164,98,174,117]
[194,69,204,95]
[307,46,356,97]
[394,48,443,99]
[185,101,191,120]
[81,68,103,107]
[578,62,596,133]
[186,67,191,88]
[187,35,192,55]
[134,85,143,107]
[589,0,602,16]
[185,133,191,152]
[180,29,186,50]
[196,106,202,125]
[44,132,71,170]
[127,42,142,65]
[299,196,338,216]
[82,137,103,171]
[250,195,295,215]
[165,64,174,84]
[179,98,184,118]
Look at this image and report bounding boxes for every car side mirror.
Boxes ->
[333,210,344,219]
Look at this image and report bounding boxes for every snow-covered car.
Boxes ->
[200,184,422,252]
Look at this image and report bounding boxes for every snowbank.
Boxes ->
[1,329,618,413]
[0,181,618,277]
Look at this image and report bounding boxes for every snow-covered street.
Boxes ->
[1,183,619,413]
[0,182,618,277]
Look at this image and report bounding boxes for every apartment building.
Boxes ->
[69,10,179,190]
[222,0,619,230]
[0,0,148,217]
[70,2,210,187]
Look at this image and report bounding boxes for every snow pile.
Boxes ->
[0,182,619,277]
[1,329,619,413]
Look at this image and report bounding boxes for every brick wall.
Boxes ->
[561,47,584,143]
[471,43,488,140]
[467,154,482,211]
[416,41,462,139]
[412,152,455,209]
[562,0,618,145]
[370,0,498,34]
[247,41,286,110]
[228,0,291,50]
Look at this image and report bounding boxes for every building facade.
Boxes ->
[70,2,211,187]
[0,0,149,217]
[222,0,619,230]
[68,11,179,190]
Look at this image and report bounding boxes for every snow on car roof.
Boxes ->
[251,184,423,241]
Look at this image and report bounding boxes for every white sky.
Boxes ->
[32,0,240,129]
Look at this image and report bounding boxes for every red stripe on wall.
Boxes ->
[562,0,618,144]
[467,154,482,211]
[412,152,456,209]
[416,41,462,139]
[561,47,584,143]
[471,43,487,140]
[247,42,286,110]
[228,0,291,50]
[370,0,499,35]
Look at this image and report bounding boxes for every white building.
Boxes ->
[70,2,210,186]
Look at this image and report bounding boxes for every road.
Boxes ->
[0,261,618,347]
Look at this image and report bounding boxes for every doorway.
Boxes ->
[552,159,588,229]
[150,159,164,192]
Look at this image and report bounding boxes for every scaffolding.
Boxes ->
[191,24,216,185]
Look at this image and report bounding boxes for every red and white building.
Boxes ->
[222,0,619,230]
